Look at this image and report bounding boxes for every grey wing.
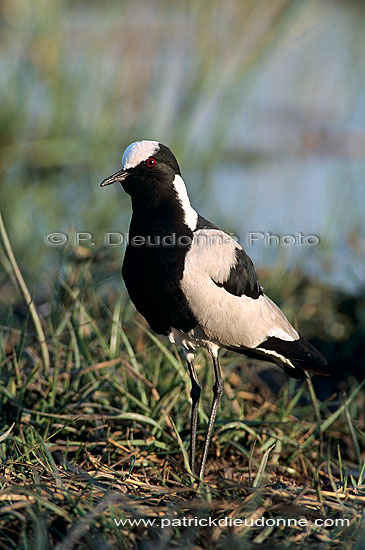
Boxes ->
[180,228,299,348]
[213,247,262,299]
[193,218,261,298]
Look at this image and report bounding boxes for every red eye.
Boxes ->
[146,157,157,167]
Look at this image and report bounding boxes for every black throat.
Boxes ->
[125,169,190,233]
[121,172,197,335]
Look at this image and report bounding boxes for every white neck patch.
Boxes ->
[122,140,160,170]
[172,174,198,230]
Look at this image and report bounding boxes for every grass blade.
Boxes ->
[0,211,50,373]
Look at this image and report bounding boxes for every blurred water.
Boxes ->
[207,159,364,293]
[1,0,364,296]
[196,0,365,293]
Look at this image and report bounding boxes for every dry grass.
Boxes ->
[0,241,364,549]
[0,359,363,549]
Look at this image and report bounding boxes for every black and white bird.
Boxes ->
[101,140,328,479]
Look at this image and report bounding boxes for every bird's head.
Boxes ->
[100,140,181,194]
[101,140,198,230]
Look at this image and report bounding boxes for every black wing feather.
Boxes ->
[196,214,220,230]
[228,336,328,379]
[258,336,329,375]
[195,215,262,299]
[214,248,263,299]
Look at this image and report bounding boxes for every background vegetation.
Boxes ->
[0,0,364,548]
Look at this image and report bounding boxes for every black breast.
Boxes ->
[122,211,197,335]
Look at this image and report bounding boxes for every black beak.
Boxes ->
[100,169,128,187]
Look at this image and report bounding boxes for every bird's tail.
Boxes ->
[229,336,329,380]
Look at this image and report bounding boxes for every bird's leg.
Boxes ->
[186,356,201,475]
[199,355,223,479]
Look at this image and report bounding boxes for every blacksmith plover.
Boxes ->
[101,140,328,479]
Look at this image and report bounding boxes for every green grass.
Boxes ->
[0,226,364,549]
